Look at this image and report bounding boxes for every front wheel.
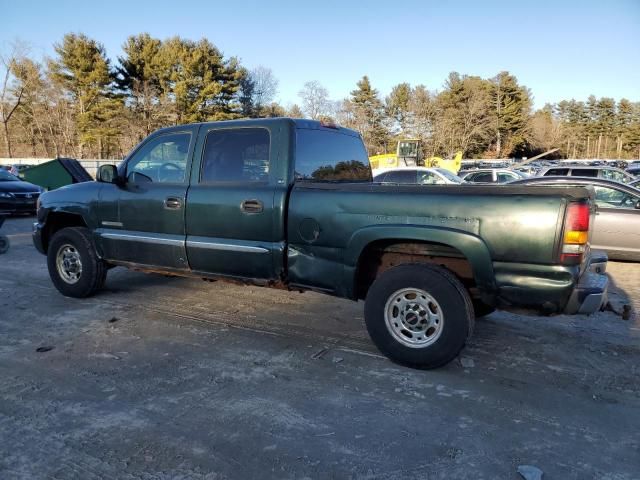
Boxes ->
[47,227,107,298]
[364,264,474,369]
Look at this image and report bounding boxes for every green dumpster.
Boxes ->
[21,158,93,191]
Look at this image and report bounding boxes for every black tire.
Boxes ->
[472,300,496,318]
[0,235,9,254]
[47,227,107,298]
[364,263,474,369]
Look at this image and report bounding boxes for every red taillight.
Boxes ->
[561,202,590,264]
[565,203,590,232]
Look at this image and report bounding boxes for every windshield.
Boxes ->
[397,141,418,157]
[0,169,19,181]
[434,168,464,183]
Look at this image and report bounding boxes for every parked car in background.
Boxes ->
[625,166,640,177]
[373,167,465,184]
[0,169,43,215]
[538,166,636,184]
[458,168,528,184]
[511,176,640,261]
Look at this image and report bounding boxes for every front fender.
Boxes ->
[343,224,496,299]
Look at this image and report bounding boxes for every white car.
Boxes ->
[459,168,528,184]
[373,167,465,185]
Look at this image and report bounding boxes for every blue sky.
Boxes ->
[2,0,639,109]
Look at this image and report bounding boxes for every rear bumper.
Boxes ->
[588,249,608,274]
[563,270,608,314]
[493,249,609,315]
[564,249,609,314]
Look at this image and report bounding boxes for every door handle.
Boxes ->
[164,197,182,210]
[241,199,263,213]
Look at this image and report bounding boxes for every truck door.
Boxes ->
[98,127,198,269]
[184,125,286,280]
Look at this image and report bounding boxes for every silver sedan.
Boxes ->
[510,177,640,261]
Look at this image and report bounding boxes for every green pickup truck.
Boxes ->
[33,118,608,368]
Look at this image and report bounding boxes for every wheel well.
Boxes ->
[354,240,476,300]
[43,212,88,252]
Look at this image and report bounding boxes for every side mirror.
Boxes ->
[635,200,640,210]
[97,164,119,184]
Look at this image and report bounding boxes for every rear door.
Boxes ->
[98,128,197,269]
[184,125,285,280]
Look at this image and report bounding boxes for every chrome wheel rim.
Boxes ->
[384,288,444,348]
[56,244,83,284]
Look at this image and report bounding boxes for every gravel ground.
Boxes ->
[0,215,639,479]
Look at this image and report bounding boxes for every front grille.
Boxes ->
[12,192,40,199]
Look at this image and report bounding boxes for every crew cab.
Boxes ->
[33,118,608,368]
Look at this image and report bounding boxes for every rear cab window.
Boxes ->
[294,128,371,182]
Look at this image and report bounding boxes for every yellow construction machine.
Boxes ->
[369,139,462,176]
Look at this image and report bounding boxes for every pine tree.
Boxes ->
[116,33,168,139]
[347,76,389,154]
[386,82,412,134]
[48,33,122,158]
[490,71,532,157]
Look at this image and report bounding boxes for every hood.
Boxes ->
[0,179,42,193]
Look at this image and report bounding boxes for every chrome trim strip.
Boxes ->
[186,240,269,254]
[101,232,184,247]
[101,221,123,227]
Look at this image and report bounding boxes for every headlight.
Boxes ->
[0,192,13,198]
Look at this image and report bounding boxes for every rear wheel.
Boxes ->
[47,227,107,298]
[364,264,474,369]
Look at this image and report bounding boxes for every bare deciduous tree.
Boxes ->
[0,41,32,158]
[298,80,332,120]
[250,66,278,111]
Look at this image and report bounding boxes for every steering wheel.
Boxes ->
[158,162,183,182]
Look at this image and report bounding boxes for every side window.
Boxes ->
[594,186,637,209]
[545,168,569,176]
[200,128,270,183]
[468,172,493,183]
[126,133,191,183]
[572,168,597,178]
[386,170,416,183]
[418,171,443,185]
[295,129,371,182]
[497,172,517,183]
[600,169,624,182]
